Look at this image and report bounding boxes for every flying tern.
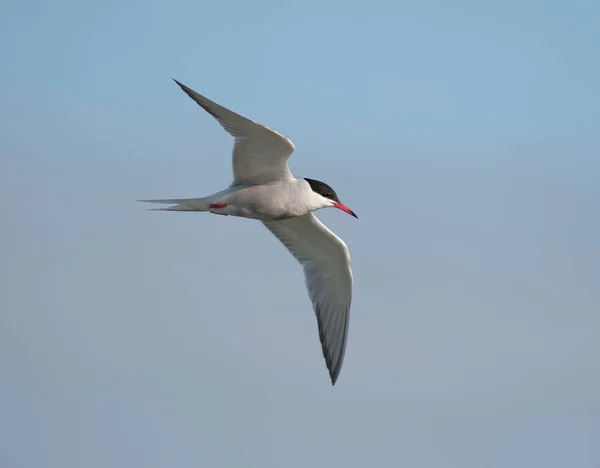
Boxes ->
[141,80,357,384]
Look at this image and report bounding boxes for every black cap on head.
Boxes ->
[304,178,340,203]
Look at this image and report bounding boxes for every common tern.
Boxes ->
[141,80,357,385]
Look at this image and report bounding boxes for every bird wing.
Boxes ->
[262,213,353,385]
[173,80,296,185]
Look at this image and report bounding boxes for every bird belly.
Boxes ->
[214,203,297,221]
[219,183,311,220]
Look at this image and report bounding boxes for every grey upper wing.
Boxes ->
[263,214,353,385]
[173,80,296,184]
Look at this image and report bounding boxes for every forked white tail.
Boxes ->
[138,198,211,211]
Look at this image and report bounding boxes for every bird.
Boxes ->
[140,79,357,385]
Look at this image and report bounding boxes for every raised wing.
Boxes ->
[173,79,296,185]
[263,214,353,385]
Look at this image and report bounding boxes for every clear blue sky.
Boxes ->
[1,0,599,466]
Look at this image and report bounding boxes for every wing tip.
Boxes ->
[329,359,343,386]
[316,306,346,387]
[172,78,198,99]
[172,78,190,94]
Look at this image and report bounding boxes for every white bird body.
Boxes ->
[148,178,330,220]
[141,80,357,385]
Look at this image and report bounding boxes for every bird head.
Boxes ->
[304,178,358,219]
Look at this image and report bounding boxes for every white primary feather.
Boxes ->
[174,79,296,185]
[263,213,353,385]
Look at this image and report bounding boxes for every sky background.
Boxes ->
[1,0,599,466]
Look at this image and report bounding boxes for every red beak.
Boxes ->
[333,202,358,219]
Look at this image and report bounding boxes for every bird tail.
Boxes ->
[137,197,211,211]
